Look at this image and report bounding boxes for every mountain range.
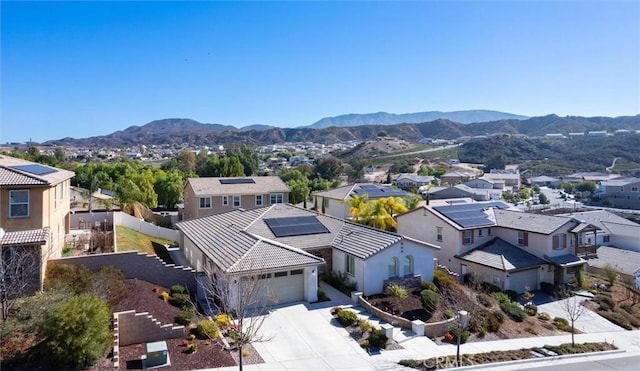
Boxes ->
[44,112,640,148]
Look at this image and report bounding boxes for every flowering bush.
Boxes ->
[160,291,169,301]
[330,306,343,316]
[215,314,232,329]
[444,332,454,342]
[152,286,160,293]
[186,343,198,354]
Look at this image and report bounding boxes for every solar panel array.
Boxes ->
[9,164,57,176]
[352,184,407,198]
[219,178,256,185]
[434,201,509,228]
[264,216,330,238]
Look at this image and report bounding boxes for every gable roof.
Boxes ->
[313,183,407,201]
[493,209,573,234]
[588,246,640,275]
[177,204,433,273]
[432,201,509,229]
[457,238,546,271]
[186,176,289,196]
[0,156,74,186]
[556,210,640,235]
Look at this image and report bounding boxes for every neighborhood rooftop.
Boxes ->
[186,176,289,196]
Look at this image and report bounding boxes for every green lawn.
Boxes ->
[115,226,175,264]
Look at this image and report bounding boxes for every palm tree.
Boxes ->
[368,200,396,232]
[345,195,369,223]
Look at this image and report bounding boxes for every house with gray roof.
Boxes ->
[312,183,409,219]
[177,204,439,307]
[586,246,640,288]
[397,201,592,293]
[394,174,434,191]
[0,155,75,294]
[182,176,290,220]
[556,210,640,253]
[597,177,640,210]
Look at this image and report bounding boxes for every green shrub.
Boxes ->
[358,319,373,333]
[421,281,438,292]
[169,293,190,309]
[336,309,358,326]
[388,284,409,299]
[620,304,634,314]
[477,293,493,308]
[488,312,502,332]
[553,317,571,332]
[481,281,502,294]
[186,343,198,353]
[620,311,640,328]
[538,312,551,321]
[175,309,195,326]
[317,288,330,302]
[41,294,112,368]
[444,309,454,319]
[44,264,92,294]
[524,303,538,316]
[170,284,186,295]
[504,290,517,302]
[491,292,511,304]
[500,301,527,322]
[324,271,357,296]
[420,289,440,315]
[598,311,633,330]
[540,281,555,295]
[433,270,457,289]
[196,319,220,339]
[91,266,127,308]
[448,327,470,344]
[368,328,388,349]
[492,310,505,324]
[595,294,615,311]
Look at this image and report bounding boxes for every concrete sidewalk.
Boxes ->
[208,285,640,371]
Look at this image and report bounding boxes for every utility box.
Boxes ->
[145,341,168,368]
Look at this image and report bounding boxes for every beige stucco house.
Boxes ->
[182,176,290,220]
[0,155,74,293]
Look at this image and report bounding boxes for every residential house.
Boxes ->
[482,169,521,190]
[465,178,505,191]
[556,210,640,253]
[440,171,475,185]
[397,201,594,293]
[0,155,74,293]
[586,246,640,288]
[176,204,439,306]
[182,176,290,220]
[527,176,561,188]
[394,174,434,191]
[597,177,640,210]
[426,185,501,202]
[312,183,408,219]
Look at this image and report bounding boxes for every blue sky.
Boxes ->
[1,1,639,143]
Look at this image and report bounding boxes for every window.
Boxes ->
[388,257,399,278]
[632,186,639,192]
[233,195,241,208]
[270,193,283,204]
[603,235,610,243]
[345,254,355,276]
[566,266,576,275]
[258,273,272,279]
[553,234,567,250]
[436,227,443,242]
[463,230,473,245]
[199,197,211,209]
[478,229,483,237]
[274,271,288,277]
[9,190,29,218]
[487,228,492,236]
[222,196,228,206]
[255,194,263,207]
[403,255,413,276]
[620,186,624,192]
[290,269,303,275]
[518,231,528,246]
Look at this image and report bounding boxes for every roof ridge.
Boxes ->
[226,239,261,273]
[245,232,324,262]
[244,204,275,231]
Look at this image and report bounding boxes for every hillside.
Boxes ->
[307,110,528,129]
[44,114,640,148]
[458,135,640,176]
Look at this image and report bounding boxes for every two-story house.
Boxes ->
[397,201,592,293]
[598,177,640,210]
[394,174,434,191]
[312,183,408,219]
[182,176,290,220]
[0,155,74,293]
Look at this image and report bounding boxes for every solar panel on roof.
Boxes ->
[264,216,330,237]
[9,164,57,176]
[219,178,255,185]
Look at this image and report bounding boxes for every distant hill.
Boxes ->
[306,110,528,129]
[44,114,640,148]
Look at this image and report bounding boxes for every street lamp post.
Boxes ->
[456,310,469,367]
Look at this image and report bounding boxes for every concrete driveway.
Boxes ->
[537,297,624,333]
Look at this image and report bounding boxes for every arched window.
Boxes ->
[403,255,414,276]
[388,257,399,278]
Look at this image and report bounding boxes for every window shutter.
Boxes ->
[553,235,558,250]
[523,232,528,247]
[563,234,567,249]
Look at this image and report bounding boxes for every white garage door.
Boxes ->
[255,269,305,306]
[509,269,538,294]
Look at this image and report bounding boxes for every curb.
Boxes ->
[454,349,627,370]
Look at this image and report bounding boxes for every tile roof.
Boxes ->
[432,201,509,229]
[313,183,407,201]
[0,228,49,246]
[457,238,546,271]
[600,177,640,186]
[588,246,640,275]
[557,210,640,236]
[177,204,428,274]
[545,254,585,267]
[493,209,571,234]
[0,156,74,186]
[186,176,290,196]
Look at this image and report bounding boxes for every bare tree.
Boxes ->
[199,266,275,371]
[0,245,41,321]
[561,295,587,346]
